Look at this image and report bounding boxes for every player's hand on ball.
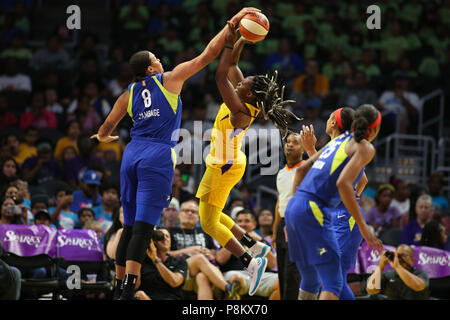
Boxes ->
[90,134,119,143]
[226,21,239,46]
[230,7,261,26]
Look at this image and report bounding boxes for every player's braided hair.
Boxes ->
[251,71,302,139]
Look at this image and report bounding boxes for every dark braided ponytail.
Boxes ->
[352,104,379,142]
[251,71,302,139]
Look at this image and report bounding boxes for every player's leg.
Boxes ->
[199,200,267,295]
[315,257,344,300]
[220,212,270,258]
[295,261,321,300]
[113,200,136,299]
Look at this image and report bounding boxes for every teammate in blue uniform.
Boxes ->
[300,107,369,300]
[285,104,383,300]
[91,7,261,300]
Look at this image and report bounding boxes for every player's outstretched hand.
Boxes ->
[90,134,119,143]
[230,7,261,26]
[300,124,317,154]
[361,225,383,255]
[226,21,239,46]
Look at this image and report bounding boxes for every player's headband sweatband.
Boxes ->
[334,107,343,129]
[365,110,382,138]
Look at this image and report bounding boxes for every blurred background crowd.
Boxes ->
[0,0,449,300]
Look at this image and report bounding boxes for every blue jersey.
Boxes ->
[127,73,182,147]
[298,131,364,208]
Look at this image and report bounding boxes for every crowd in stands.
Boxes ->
[0,0,449,300]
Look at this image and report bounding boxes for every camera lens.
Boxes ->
[152,230,165,241]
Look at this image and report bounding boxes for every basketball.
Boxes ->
[239,12,270,42]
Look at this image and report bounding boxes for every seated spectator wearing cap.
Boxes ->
[160,198,180,228]
[29,194,50,225]
[93,183,120,235]
[48,187,79,230]
[21,142,62,185]
[366,184,402,234]
[34,209,56,228]
[400,195,433,246]
[69,170,102,214]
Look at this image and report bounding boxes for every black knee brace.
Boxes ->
[125,221,154,264]
[115,225,133,267]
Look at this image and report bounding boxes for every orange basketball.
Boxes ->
[239,12,270,42]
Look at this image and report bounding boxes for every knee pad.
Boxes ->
[115,225,133,267]
[125,221,154,264]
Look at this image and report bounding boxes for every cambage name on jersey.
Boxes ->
[138,108,160,120]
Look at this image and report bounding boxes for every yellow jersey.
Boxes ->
[206,102,259,165]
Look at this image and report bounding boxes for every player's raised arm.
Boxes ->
[91,90,129,142]
[162,7,260,94]
[227,37,252,88]
[215,23,249,116]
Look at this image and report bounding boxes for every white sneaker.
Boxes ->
[248,241,270,258]
[247,257,267,296]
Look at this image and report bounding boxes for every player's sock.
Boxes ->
[239,252,252,268]
[239,232,257,248]
[120,273,138,300]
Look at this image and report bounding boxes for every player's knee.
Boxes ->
[322,275,344,297]
[200,218,215,237]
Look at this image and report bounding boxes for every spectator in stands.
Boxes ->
[44,88,64,126]
[19,91,58,130]
[301,103,328,150]
[400,195,433,246]
[390,177,412,226]
[5,134,22,165]
[367,184,402,234]
[33,209,55,228]
[427,172,449,215]
[63,135,104,186]
[16,127,38,165]
[29,194,50,225]
[60,146,78,187]
[96,128,125,162]
[216,209,279,300]
[338,71,377,108]
[322,50,342,83]
[0,196,27,225]
[118,0,149,34]
[2,184,19,201]
[378,74,421,135]
[420,220,450,251]
[0,158,20,190]
[93,183,120,235]
[22,141,62,185]
[290,76,323,117]
[168,200,236,300]
[49,187,78,230]
[77,207,95,229]
[171,167,194,205]
[0,92,17,129]
[105,206,124,262]
[357,50,381,82]
[255,208,274,243]
[53,120,80,163]
[107,64,132,99]
[264,37,304,87]
[70,170,102,213]
[160,198,180,228]
[237,184,256,212]
[0,57,31,92]
[8,177,30,210]
[293,59,329,97]
[30,34,70,71]
[366,244,429,300]
[66,95,102,135]
[135,227,188,300]
[0,32,32,62]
